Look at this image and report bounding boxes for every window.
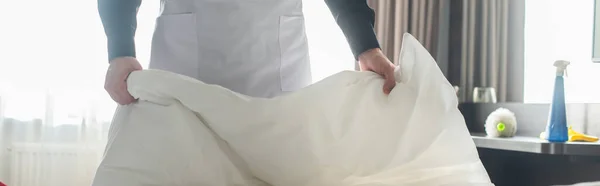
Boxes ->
[524,0,600,103]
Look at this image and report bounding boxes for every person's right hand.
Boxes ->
[104,57,143,105]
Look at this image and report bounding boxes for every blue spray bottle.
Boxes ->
[544,60,570,142]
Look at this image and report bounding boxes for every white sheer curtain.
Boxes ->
[0,0,117,185]
[524,0,600,103]
[0,0,352,185]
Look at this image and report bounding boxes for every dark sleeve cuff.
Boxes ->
[98,0,140,62]
[339,16,381,60]
[325,0,381,60]
[107,35,136,61]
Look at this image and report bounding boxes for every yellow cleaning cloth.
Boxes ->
[540,126,599,142]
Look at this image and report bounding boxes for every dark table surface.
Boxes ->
[471,133,600,156]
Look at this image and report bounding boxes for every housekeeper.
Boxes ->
[98,0,396,105]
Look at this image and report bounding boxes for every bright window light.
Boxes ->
[524,0,600,103]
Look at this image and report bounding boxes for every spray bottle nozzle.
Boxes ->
[554,60,570,77]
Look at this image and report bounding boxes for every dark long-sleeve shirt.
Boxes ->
[98,0,380,61]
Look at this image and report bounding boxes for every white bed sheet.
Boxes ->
[92,33,493,186]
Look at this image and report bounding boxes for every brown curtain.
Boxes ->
[447,0,525,102]
[368,0,525,102]
[367,0,444,67]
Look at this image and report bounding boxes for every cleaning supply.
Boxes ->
[544,60,570,142]
[567,126,599,142]
[540,126,599,142]
[485,108,517,137]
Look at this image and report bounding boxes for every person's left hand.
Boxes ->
[358,48,396,94]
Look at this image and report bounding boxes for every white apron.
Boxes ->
[149,0,312,98]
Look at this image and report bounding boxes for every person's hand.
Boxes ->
[358,48,396,94]
[105,56,143,105]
